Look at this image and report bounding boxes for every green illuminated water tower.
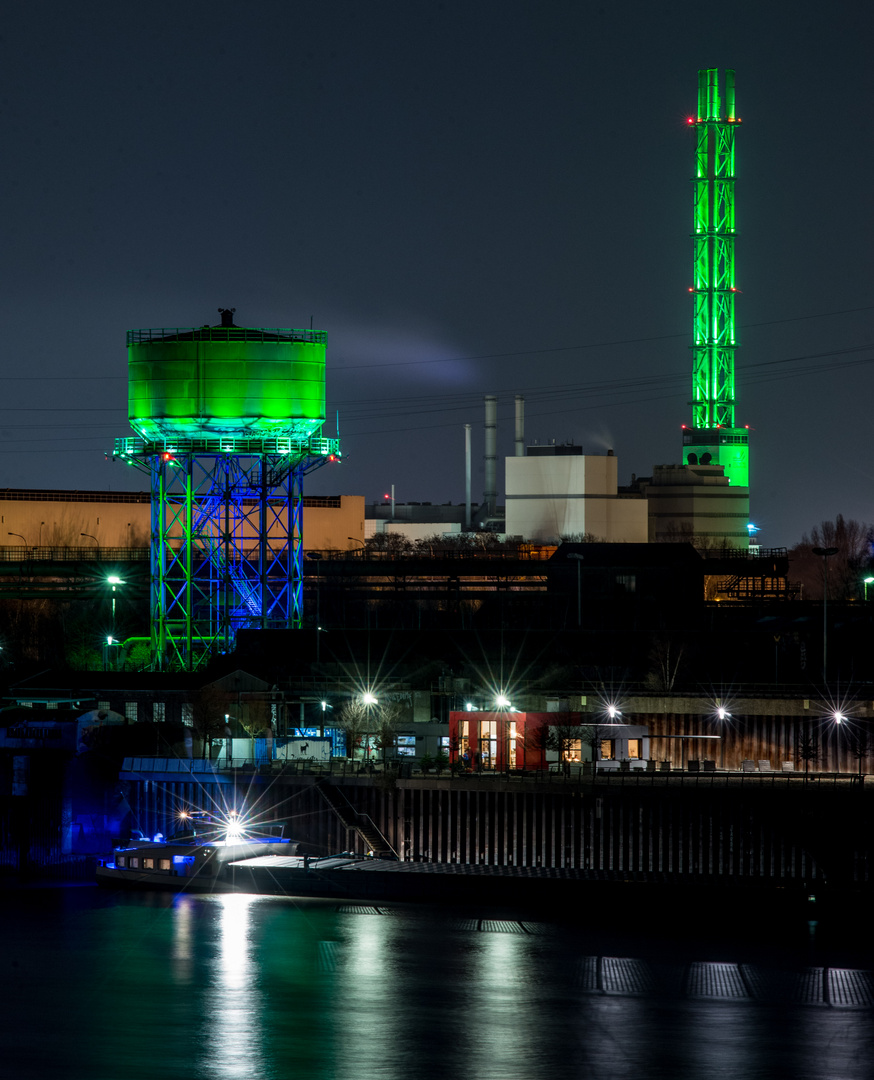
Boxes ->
[114,309,340,671]
[682,68,749,489]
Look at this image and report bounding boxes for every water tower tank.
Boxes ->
[127,321,326,440]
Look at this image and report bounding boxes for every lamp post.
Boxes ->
[384,485,395,520]
[567,553,584,627]
[812,546,838,683]
[80,532,100,557]
[107,575,125,638]
[864,577,874,602]
[347,536,366,552]
[7,531,28,554]
[305,551,324,659]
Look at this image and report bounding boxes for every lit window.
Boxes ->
[600,740,615,760]
[143,858,154,869]
[628,740,642,759]
[116,856,126,867]
[562,739,582,762]
[129,857,139,869]
[125,702,137,722]
[153,702,166,722]
[159,859,171,871]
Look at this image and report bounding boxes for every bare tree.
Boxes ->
[336,699,373,760]
[188,684,233,758]
[546,718,585,769]
[790,515,873,600]
[796,729,819,775]
[580,724,609,763]
[373,700,402,766]
[644,636,686,691]
[847,729,870,779]
[524,720,551,771]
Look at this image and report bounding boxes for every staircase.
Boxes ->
[315,780,396,858]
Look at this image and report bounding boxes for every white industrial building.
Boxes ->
[504,445,648,544]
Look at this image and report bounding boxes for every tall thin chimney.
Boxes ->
[484,394,497,517]
[515,395,525,457]
[464,423,472,531]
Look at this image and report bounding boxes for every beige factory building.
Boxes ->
[0,490,365,553]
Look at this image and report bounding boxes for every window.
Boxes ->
[153,702,166,722]
[615,574,636,594]
[129,857,139,869]
[600,739,615,760]
[396,735,416,757]
[627,739,642,759]
[124,702,137,722]
[182,704,193,726]
[116,856,126,867]
[143,858,154,869]
[98,701,110,713]
[562,739,582,763]
[159,859,171,871]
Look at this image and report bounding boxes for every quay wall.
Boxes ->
[122,773,873,889]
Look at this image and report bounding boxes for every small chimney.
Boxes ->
[515,395,525,457]
[484,395,497,517]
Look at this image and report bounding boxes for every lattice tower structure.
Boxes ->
[682,68,749,489]
[114,322,339,671]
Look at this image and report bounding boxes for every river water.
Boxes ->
[1,883,873,1080]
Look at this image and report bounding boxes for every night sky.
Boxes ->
[2,1,872,548]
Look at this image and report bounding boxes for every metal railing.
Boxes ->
[0,546,149,562]
[127,327,327,344]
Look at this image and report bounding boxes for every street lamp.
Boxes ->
[81,532,100,556]
[7,531,28,553]
[347,536,366,552]
[567,552,584,627]
[305,551,324,656]
[864,577,874,602]
[384,485,396,520]
[107,575,125,636]
[812,546,839,683]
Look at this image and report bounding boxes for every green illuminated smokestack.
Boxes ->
[682,67,749,490]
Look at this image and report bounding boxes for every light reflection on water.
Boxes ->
[199,894,267,1080]
[0,887,872,1080]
